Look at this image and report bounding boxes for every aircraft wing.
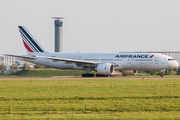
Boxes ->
[4,54,100,67]
[36,56,120,68]
[36,56,100,65]
[4,54,36,60]
[4,54,120,68]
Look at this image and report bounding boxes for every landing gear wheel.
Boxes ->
[96,74,108,77]
[160,72,164,77]
[82,74,94,77]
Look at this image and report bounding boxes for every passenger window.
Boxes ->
[168,59,174,61]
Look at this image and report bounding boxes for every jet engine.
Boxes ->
[96,63,114,75]
[121,70,138,76]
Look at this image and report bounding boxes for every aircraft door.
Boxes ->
[154,57,159,66]
[127,59,131,64]
[127,59,134,69]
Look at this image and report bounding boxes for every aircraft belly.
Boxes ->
[52,61,75,69]
[121,62,158,71]
[32,60,75,69]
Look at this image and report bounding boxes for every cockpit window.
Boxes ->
[168,58,174,61]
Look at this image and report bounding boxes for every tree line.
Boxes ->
[0,63,180,76]
[0,63,29,71]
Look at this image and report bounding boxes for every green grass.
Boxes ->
[13,70,97,77]
[0,112,180,120]
[0,79,180,119]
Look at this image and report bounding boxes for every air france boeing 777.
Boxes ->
[5,26,179,77]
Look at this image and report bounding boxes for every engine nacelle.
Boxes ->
[121,70,138,76]
[96,63,114,75]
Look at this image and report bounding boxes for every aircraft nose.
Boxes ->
[175,61,179,69]
[171,61,179,68]
[175,61,179,67]
[169,61,179,69]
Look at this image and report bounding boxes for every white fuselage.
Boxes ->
[21,52,178,71]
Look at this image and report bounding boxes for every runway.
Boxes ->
[0,76,180,80]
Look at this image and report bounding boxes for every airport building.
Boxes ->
[0,56,34,70]
[52,17,64,52]
[161,52,180,63]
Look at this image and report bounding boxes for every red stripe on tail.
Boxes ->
[22,40,33,52]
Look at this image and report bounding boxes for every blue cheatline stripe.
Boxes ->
[18,26,44,52]
[19,30,38,52]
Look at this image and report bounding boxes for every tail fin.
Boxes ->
[18,26,45,54]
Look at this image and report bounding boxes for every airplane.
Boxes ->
[5,26,179,77]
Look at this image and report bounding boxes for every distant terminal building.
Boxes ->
[0,56,34,70]
[119,51,180,63]
[160,51,180,63]
[52,17,64,52]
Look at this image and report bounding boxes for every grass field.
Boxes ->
[0,78,180,120]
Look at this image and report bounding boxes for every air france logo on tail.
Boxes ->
[115,55,154,58]
[18,26,45,53]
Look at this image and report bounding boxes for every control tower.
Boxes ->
[52,17,64,52]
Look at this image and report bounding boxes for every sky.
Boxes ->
[1,0,180,56]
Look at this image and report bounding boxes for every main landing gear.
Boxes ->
[82,74,94,77]
[81,74,108,77]
[160,72,164,77]
[160,69,166,77]
[82,68,108,77]
[96,74,108,77]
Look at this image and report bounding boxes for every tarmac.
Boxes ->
[0,76,180,80]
